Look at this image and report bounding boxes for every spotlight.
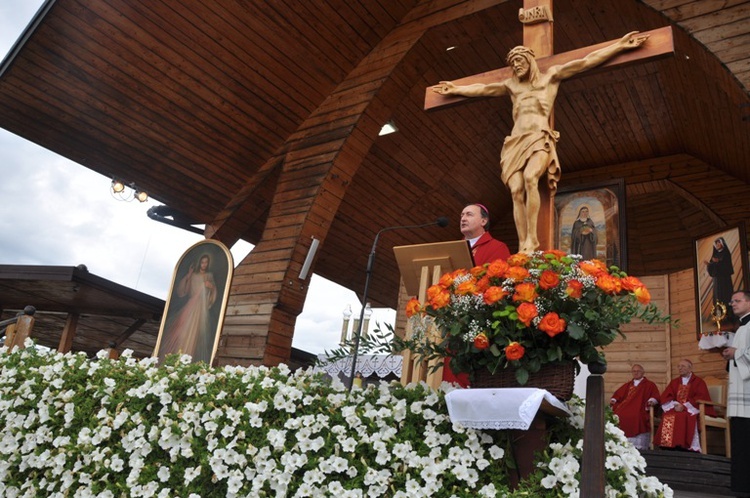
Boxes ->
[111,179,126,193]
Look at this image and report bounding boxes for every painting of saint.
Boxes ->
[155,239,233,365]
[570,206,598,260]
[694,225,748,336]
[554,181,626,270]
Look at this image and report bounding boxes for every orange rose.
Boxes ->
[516,302,538,326]
[475,275,491,292]
[543,249,567,260]
[438,272,454,288]
[470,265,486,278]
[505,341,525,361]
[506,266,530,282]
[634,285,651,305]
[405,297,421,318]
[620,276,644,292]
[455,280,478,295]
[596,274,621,295]
[579,261,605,277]
[507,253,529,266]
[486,259,510,279]
[474,333,490,350]
[483,286,508,305]
[565,280,584,299]
[539,312,567,337]
[538,270,560,290]
[451,268,469,279]
[427,284,444,300]
[513,282,538,303]
[428,288,451,309]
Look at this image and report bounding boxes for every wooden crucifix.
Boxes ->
[425,1,673,254]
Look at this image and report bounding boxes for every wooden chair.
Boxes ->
[697,376,731,457]
[648,404,661,450]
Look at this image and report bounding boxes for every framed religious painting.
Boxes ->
[553,179,627,271]
[153,239,234,366]
[693,223,749,338]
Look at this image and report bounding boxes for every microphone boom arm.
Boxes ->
[347,217,448,389]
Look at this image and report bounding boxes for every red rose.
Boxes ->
[505,341,525,361]
[539,312,566,337]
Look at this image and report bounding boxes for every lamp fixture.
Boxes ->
[378,120,398,136]
[111,179,126,193]
[110,178,149,203]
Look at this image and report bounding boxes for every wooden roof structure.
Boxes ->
[0,0,749,366]
[0,264,163,357]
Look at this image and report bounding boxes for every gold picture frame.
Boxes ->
[154,239,234,365]
[693,223,749,337]
[554,179,627,270]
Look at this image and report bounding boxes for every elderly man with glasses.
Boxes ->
[610,364,660,450]
[653,358,714,452]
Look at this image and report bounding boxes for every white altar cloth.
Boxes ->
[698,332,734,350]
[445,388,570,430]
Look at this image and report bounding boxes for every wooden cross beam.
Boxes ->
[425,26,674,111]
[423,13,673,252]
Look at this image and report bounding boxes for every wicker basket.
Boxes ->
[471,362,576,401]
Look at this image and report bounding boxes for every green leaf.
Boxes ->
[567,322,585,340]
[490,343,502,357]
[515,367,529,385]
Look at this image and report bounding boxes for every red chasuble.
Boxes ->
[611,377,661,437]
[654,374,714,451]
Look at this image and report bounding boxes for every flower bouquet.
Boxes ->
[396,250,668,386]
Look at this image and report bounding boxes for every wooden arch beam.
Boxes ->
[212,0,508,367]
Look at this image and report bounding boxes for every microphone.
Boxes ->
[348,216,449,390]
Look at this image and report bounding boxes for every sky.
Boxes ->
[0,1,395,355]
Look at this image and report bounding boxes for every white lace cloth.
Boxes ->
[445,388,570,430]
[314,354,402,378]
[698,332,734,350]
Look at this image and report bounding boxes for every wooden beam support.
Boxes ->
[57,312,79,354]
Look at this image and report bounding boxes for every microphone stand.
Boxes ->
[347,218,448,390]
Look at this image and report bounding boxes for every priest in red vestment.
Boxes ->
[610,364,660,450]
[654,358,714,451]
[443,203,511,387]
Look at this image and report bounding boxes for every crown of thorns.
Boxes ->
[506,46,535,64]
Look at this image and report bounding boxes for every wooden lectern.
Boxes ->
[393,240,474,389]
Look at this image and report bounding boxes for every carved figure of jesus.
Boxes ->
[433,31,649,253]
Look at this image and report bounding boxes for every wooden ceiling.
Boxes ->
[0,0,749,314]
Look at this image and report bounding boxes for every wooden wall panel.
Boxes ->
[603,275,671,396]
